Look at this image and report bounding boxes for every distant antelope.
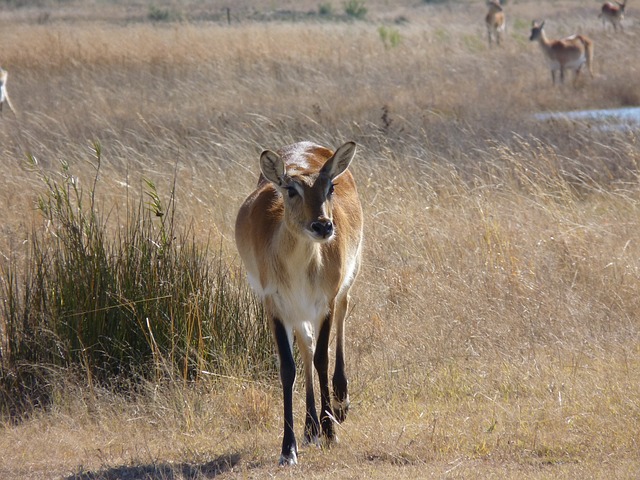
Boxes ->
[529,21,594,86]
[235,141,363,466]
[485,0,506,47]
[599,1,626,32]
[0,68,16,115]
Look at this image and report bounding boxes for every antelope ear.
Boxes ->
[260,150,286,186]
[321,141,357,181]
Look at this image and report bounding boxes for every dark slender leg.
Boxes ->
[273,318,298,465]
[304,382,320,444]
[332,296,350,423]
[298,333,320,444]
[332,350,349,423]
[314,313,335,441]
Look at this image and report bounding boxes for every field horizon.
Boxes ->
[1,1,640,478]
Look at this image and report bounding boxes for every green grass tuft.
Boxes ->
[0,144,273,417]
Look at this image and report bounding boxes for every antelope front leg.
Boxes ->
[273,318,298,465]
[332,295,350,423]
[297,326,320,445]
[314,313,336,442]
[573,65,583,86]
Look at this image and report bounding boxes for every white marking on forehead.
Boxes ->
[286,160,310,175]
[285,143,315,170]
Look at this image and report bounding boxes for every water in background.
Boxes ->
[534,107,640,132]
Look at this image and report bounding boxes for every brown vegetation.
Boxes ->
[1,0,640,478]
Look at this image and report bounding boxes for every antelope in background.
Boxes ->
[0,67,16,115]
[529,21,594,86]
[235,141,364,465]
[599,1,626,32]
[485,0,506,47]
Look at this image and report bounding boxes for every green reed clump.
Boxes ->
[344,0,367,19]
[0,144,272,416]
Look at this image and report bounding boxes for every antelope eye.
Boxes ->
[285,186,298,198]
[328,183,336,195]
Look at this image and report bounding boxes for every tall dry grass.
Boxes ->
[1,0,640,478]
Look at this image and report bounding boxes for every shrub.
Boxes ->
[318,2,333,16]
[148,5,173,22]
[0,144,273,416]
[378,25,402,49]
[344,0,367,19]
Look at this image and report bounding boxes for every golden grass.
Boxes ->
[1,0,640,478]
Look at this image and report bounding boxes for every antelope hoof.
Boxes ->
[303,431,321,447]
[332,396,350,423]
[323,428,340,446]
[278,448,298,466]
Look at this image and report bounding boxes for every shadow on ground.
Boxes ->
[65,453,241,480]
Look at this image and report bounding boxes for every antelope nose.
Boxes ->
[311,220,333,238]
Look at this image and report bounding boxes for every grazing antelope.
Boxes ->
[485,0,506,47]
[0,67,16,115]
[599,1,626,32]
[235,141,363,466]
[529,21,594,86]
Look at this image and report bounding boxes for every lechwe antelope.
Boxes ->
[235,141,363,466]
[0,67,16,115]
[529,21,594,86]
[599,1,626,32]
[485,0,506,47]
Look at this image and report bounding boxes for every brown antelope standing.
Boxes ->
[485,0,506,47]
[235,141,363,466]
[599,1,626,32]
[0,67,16,115]
[529,21,594,86]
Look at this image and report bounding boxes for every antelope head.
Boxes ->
[529,20,545,41]
[487,0,503,12]
[259,142,357,243]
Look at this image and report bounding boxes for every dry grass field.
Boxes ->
[1,0,640,478]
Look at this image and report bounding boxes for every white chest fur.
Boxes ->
[246,239,331,332]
